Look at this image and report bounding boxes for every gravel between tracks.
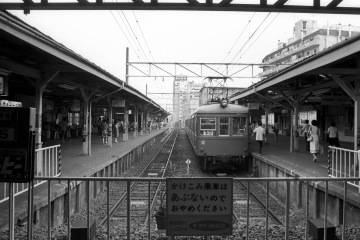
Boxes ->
[1,129,360,239]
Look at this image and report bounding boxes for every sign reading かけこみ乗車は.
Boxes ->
[166,178,233,236]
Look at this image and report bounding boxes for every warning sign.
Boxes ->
[166,178,233,236]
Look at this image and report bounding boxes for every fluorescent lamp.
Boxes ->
[58,84,77,90]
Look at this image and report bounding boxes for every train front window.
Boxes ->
[233,117,247,136]
[219,117,229,136]
[200,118,216,136]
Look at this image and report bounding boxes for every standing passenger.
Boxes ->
[147,120,151,135]
[113,120,119,143]
[327,122,339,147]
[301,120,311,151]
[253,121,266,155]
[101,119,109,145]
[273,120,279,141]
[309,120,320,162]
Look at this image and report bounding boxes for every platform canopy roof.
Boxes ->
[229,32,360,111]
[0,0,360,15]
[0,10,169,116]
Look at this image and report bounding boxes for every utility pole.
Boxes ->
[125,47,129,84]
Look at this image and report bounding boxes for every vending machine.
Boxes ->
[0,107,36,182]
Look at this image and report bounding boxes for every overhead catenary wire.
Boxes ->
[228,12,272,66]
[238,13,281,63]
[220,12,256,67]
[131,11,170,93]
[111,1,167,95]
[110,10,151,80]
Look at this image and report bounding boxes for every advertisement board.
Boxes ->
[0,107,36,182]
[166,178,233,236]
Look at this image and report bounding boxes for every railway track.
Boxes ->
[98,128,178,231]
[210,171,285,227]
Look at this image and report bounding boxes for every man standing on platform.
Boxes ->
[301,119,311,151]
[253,121,266,155]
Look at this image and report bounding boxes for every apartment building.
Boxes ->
[259,19,360,78]
[173,76,203,126]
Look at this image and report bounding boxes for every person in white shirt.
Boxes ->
[253,121,266,155]
[327,122,339,147]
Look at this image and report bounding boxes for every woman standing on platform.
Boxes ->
[301,119,311,151]
[309,120,320,162]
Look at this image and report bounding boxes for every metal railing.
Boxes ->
[0,144,61,203]
[328,146,360,192]
[8,176,360,240]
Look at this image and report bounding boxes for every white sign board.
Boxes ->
[166,178,233,236]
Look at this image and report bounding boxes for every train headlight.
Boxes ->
[220,98,228,108]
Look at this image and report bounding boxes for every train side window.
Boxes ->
[219,117,229,136]
[200,118,216,136]
[233,117,247,135]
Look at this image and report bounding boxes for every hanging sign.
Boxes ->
[321,96,350,106]
[166,178,233,236]
[0,100,22,107]
[112,99,125,107]
[71,99,80,112]
[0,76,8,96]
[247,102,259,109]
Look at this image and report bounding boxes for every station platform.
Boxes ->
[247,133,353,178]
[0,128,167,231]
[248,133,360,216]
[0,128,359,231]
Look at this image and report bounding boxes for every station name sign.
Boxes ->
[166,178,233,236]
[112,99,125,107]
[321,96,350,106]
[247,102,259,109]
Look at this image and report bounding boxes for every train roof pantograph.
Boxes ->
[192,104,248,116]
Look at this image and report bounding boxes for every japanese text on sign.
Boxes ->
[167,178,232,216]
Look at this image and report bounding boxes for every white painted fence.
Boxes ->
[328,146,360,192]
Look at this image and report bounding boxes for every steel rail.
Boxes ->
[237,180,284,226]
[144,129,179,226]
[98,129,175,226]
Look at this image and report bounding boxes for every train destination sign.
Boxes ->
[166,178,233,236]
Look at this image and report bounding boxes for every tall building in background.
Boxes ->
[173,75,187,127]
[259,20,360,78]
[173,76,203,127]
[181,80,203,124]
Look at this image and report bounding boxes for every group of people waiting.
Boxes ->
[252,119,340,162]
[301,120,340,162]
[99,119,152,145]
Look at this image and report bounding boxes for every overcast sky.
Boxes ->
[8,1,360,109]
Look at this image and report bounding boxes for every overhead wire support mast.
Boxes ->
[2,0,360,14]
[127,62,291,79]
